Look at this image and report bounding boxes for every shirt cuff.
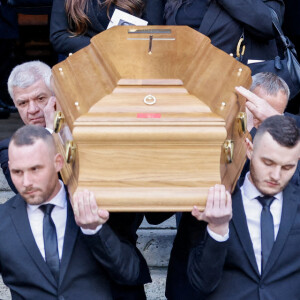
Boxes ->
[81,224,103,235]
[46,127,54,134]
[207,226,229,242]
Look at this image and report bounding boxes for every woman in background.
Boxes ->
[164,0,284,64]
[50,0,165,56]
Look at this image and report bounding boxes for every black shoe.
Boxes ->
[0,99,18,113]
[0,107,10,119]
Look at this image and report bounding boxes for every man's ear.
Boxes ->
[54,153,64,172]
[245,138,253,160]
[253,117,261,129]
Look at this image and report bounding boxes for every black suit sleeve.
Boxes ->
[187,227,229,295]
[82,219,149,285]
[216,0,285,39]
[0,138,17,194]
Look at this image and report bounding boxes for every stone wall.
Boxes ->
[0,169,176,299]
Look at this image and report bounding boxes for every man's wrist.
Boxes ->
[207,224,229,242]
[45,127,54,134]
[81,224,103,235]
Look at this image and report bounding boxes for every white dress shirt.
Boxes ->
[241,173,283,274]
[27,180,103,261]
[27,180,67,260]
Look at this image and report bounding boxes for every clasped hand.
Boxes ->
[192,184,232,236]
[71,189,109,230]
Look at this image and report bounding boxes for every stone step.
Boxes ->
[145,268,168,300]
[137,228,175,267]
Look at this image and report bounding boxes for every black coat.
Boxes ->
[0,3,18,39]
[0,138,151,299]
[165,0,285,63]
[187,182,300,300]
[283,0,300,36]
[0,194,148,299]
[50,0,166,55]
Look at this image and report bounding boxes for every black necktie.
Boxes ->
[40,204,60,282]
[256,195,275,273]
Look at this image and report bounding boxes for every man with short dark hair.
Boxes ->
[188,115,300,300]
[0,124,147,299]
[0,61,151,300]
[236,73,300,186]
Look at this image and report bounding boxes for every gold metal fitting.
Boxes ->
[54,111,65,133]
[65,140,76,164]
[237,112,247,135]
[224,140,234,164]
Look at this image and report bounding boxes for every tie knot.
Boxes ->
[40,204,55,215]
[256,196,275,208]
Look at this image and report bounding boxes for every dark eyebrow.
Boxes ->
[10,168,21,173]
[11,164,43,172]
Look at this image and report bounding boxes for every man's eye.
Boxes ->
[12,170,21,175]
[18,101,27,107]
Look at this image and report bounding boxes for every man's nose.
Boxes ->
[270,166,281,181]
[23,172,33,187]
[28,100,39,114]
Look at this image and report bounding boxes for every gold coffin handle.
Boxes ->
[237,112,247,135]
[224,140,234,164]
[54,111,65,133]
[65,140,76,164]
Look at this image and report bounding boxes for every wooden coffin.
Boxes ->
[51,26,252,211]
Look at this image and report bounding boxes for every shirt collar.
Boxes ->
[27,180,66,212]
[242,172,283,202]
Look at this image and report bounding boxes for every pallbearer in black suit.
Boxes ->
[187,115,300,300]
[0,125,145,300]
[0,60,151,300]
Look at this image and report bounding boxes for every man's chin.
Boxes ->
[22,194,45,206]
[258,184,282,196]
[29,119,46,127]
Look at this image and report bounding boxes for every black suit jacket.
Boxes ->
[187,181,300,300]
[0,194,149,300]
[50,0,166,56]
[0,138,150,299]
[166,0,284,62]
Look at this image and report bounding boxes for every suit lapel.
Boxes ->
[59,199,79,285]
[9,195,57,287]
[199,1,222,36]
[262,184,298,279]
[232,187,260,277]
